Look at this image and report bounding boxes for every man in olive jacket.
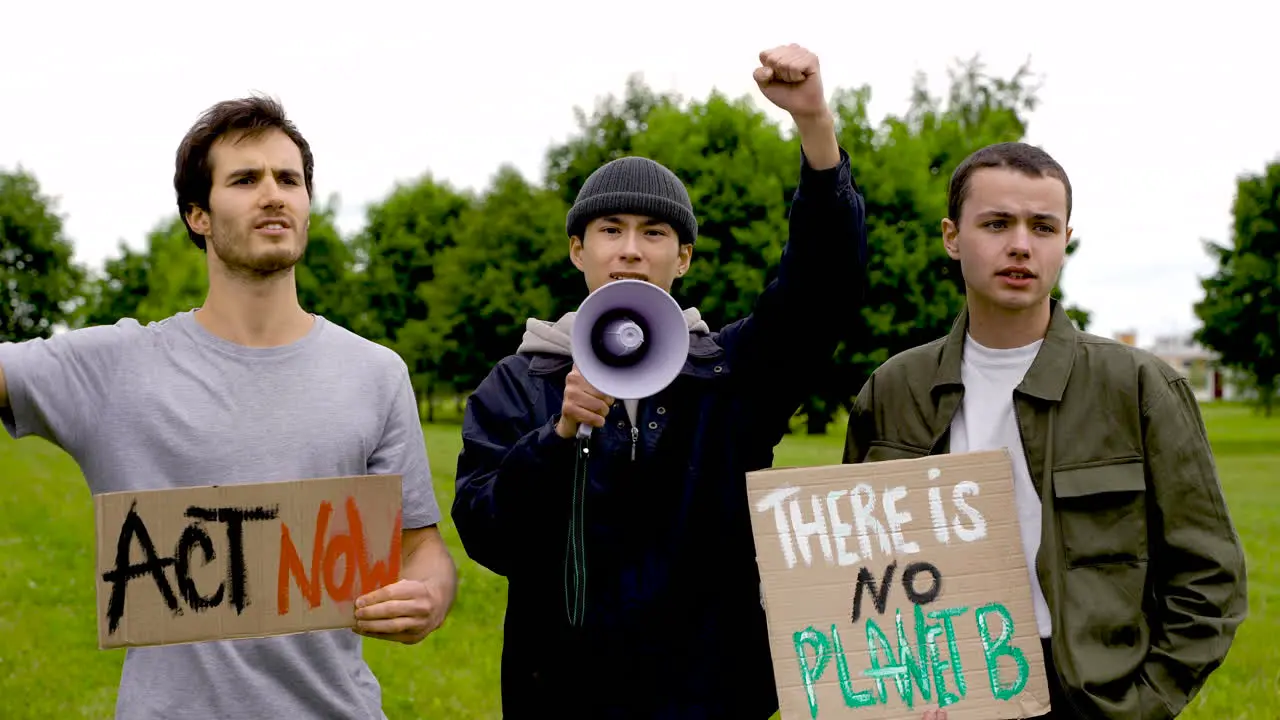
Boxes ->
[845,142,1247,720]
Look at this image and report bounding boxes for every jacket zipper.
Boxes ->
[630,426,639,461]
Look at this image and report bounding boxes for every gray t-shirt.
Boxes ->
[0,310,440,719]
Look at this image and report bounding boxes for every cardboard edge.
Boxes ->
[745,449,1016,486]
[94,493,108,651]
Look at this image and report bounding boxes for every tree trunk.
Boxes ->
[806,410,832,436]
[1255,377,1275,418]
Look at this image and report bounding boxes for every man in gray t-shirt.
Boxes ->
[0,95,456,719]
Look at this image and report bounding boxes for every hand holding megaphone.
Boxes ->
[554,366,614,440]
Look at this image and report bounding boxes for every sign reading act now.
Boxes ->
[747,450,1051,720]
[94,474,403,648]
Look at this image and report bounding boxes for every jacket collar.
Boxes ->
[932,298,1079,402]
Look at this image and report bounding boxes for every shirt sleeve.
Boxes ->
[0,320,139,454]
[367,359,441,530]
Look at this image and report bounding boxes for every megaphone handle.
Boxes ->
[565,432,591,627]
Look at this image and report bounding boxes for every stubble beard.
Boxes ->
[208,216,307,281]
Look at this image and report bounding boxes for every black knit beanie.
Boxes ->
[566,156,698,245]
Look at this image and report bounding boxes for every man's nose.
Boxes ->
[1006,226,1031,257]
[618,231,643,258]
[258,177,285,208]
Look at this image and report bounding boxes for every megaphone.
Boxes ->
[570,279,691,440]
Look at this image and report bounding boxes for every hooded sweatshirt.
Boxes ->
[517,307,710,427]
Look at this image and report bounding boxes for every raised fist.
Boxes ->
[753,44,828,120]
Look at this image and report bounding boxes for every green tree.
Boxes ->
[296,197,362,330]
[1053,239,1090,330]
[422,166,573,400]
[78,241,151,327]
[1194,160,1280,415]
[0,167,86,340]
[545,75,683,207]
[351,175,473,412]
[136,219,209,322]
[77,217,202,326]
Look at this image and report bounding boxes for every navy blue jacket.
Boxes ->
[452,148,868,718]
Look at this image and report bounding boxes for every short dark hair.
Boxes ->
[947,142,1071,223]
[173,95,314,250]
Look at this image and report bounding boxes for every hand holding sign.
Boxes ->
[921,708,947,720]
[353,577,448,644]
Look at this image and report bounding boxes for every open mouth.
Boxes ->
[997,268,1036,280]
[255,218,291,231]
[610,272,649,282]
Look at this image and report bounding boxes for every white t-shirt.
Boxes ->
[948,333,1052,638]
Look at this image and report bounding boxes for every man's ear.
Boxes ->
[677,243,693,276]
[187,204,211,238]
[569,235,585,272]
[941,218,961,260]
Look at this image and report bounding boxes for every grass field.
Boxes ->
[0,404,1275,719]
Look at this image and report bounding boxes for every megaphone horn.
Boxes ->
[570,279,691,440]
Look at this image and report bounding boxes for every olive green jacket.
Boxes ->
[843,300,1248,719]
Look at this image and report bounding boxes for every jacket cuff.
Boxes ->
[798,146,856,196]
[511,414,576,481]
[534,413,576,456]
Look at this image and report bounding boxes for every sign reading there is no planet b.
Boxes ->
[746,451,1052,720]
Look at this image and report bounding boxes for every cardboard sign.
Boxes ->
[747,450,1051,720]
[94,474,403,649]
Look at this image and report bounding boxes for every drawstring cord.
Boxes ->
[565,435,590,626]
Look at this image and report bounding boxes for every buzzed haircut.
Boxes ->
[948,142,1072,223]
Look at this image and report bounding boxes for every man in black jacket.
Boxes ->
[451,43,869,718]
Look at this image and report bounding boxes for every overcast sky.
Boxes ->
[3,1,1275,347]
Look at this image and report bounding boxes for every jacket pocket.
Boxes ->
[1053,460,1149,568]
[864,441,928,462]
